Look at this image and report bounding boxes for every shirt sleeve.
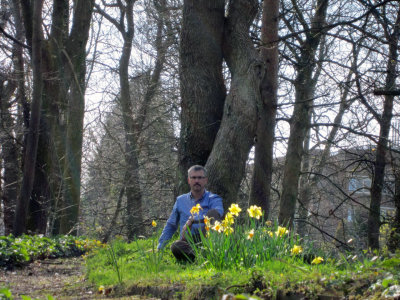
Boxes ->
[157,200,179,249]
[209,194,224,217]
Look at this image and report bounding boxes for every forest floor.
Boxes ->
[0,257,158,300]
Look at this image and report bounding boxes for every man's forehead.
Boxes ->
[189,169,205,175]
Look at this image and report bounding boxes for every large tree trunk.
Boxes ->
[249,0,279,217]
[15,0,94,235]
[367,8,399,249]
[178,0,226,193]
[13,0,44,236]
[206,0,263,209]
[59,0,94,234]
[278,0,329,228]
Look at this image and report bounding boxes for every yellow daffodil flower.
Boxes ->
[98,285,105,294]
[229,203,242,216]
[275,226,289,237]
[204,216,210,226]
[291,245,303,255]
[311,256,324,265]
[190,203,202,215]
[247,229,255,240]
[224,226,234,236]
[267,230,274,237]
[224,213,235,225]
[265,220,272,227]
[212,221,223,233]
[247,205,263,219]
[151,220,157,227]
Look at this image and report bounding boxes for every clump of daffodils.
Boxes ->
[207,204,243,235]
[229,203,242,216]
[247,205,263,219]
[275,226,289,237]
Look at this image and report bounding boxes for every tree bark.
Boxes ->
[13,0,44,236]
[206,0,263,209]
[278,0,329,228]
[59,0,95,234]
[0,69,19,235]
[367,7,400,250]
[249,0,279,217]
[178,0,226,193]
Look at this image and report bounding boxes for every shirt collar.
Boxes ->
[190,190,207,201]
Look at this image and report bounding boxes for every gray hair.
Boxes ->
[187,165,207,177]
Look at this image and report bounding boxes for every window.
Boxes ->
[348,177,371,194]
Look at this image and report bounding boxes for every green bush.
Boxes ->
[0,235,104,269]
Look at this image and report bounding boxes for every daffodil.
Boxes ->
[212,221,223,233]
[265,220,272,227]
[204,216,210,226]
[224,226,234,236]
[190,203,202,215]
[229,203,242,216]
[267,230,274,237]
[311,256,324,265]
[247,229,255,240]
[224,213,235,225]
[98,285,105,294]
[291,245,303,255]
[247,205,263,219]
[151,220,157,227]
[275,226,289,237]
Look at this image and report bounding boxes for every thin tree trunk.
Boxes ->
[0,71,19,235]
[278,0,329,228]
[250,0,279,217]
[13,0,44,236]
[102,184,125,244]
[367,8,399,249]
[59,0,95,234]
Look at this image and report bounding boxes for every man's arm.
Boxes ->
[209,194,224,217]
[157,201,179,249]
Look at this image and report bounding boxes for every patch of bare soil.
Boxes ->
[0,257,97,299]
[0,258,162,300]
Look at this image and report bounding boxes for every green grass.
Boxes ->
[85,204,400,298]
[85,235,400,299]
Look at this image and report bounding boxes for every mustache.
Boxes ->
[194,183,201,186]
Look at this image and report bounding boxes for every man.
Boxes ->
[157,165,223,261]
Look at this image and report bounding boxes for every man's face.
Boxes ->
[188,170,208,194]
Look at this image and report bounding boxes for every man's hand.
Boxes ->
[181,216,195,241]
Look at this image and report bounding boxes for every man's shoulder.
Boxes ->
[207,191,222,201]
[177,192,191,201]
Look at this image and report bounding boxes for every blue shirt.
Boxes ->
[158,190,223,249]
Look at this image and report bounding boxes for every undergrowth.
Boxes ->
[85,203,400,299]
[0,234,104,269]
